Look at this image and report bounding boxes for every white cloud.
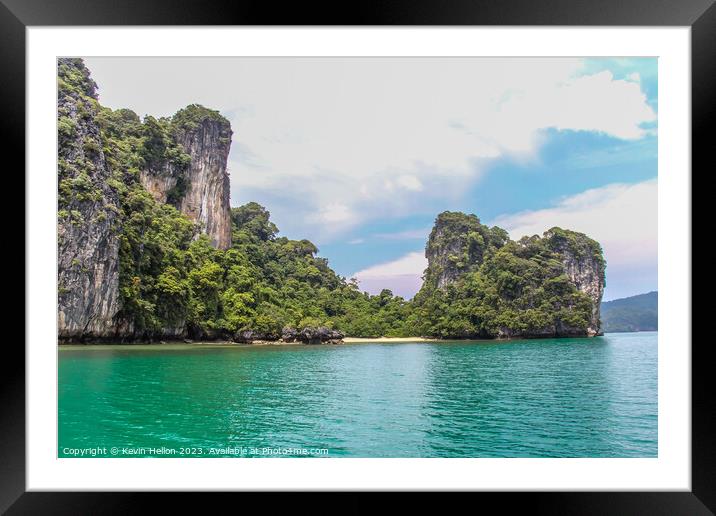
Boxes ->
[396,175,424,191]
[374,228,430,241]
[353,251,428,299]
[83,57,657,240]
[491,179,657,300]
[311,202,356,226]
[354,251,428,278]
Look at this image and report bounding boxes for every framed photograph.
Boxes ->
[6,0,712,511]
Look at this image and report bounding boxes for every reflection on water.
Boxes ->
[59,332,657,457]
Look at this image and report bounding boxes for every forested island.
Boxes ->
[57,58,606,344]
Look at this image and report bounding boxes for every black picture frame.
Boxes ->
[4,0,712,512]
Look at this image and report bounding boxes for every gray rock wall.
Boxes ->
[139,115,232,250]
[546,229,606,335]
[57,58,121,339]
[175,119,232,250]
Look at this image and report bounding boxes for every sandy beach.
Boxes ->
[342,336,441,343]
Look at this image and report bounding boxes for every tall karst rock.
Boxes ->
[543,228,606,335]
[140,105,232,250]
[416,211,606,338]
[422,211,510,291]
[57,58,121,339]
[57,60,234,340]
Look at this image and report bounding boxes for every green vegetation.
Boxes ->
[92,104,412,338]
[57,57,98,98]
[420,211,510,291]
[601,291,657,333]
[140,116,189,173]
[172,104,230,133]
[545,226,606,270]
[412,212,601,338]
[57,58,114,230]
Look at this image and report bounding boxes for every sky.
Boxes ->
[82,57,658,301]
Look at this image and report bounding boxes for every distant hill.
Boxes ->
[601,291,658,333]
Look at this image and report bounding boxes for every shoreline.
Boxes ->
[58,333,611,349]
[57,337,457,349]
[57,338,437,349]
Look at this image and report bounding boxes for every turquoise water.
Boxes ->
[58,332,657,458]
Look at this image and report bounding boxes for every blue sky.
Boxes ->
[83,57,658,301]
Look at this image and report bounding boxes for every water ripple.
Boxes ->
[59,333,657,457]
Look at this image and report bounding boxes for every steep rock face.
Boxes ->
[176,116,232,250]
[58,61,235,341]
[423,211,508,291]
[139,163,180,205]
[545,228,606,335]
[139,105,233,249]
[57,59,121,339]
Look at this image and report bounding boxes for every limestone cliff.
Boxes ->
[140,105,232,250]
[58,60,234,341]
[545,228,606,335]
[57,58,121,339]
[416,211,606,338]
[422,211,509,291]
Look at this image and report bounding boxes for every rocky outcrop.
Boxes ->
[112,318,188,342]
[297,327,344,345]
[416,211,606,339]
[545,228,606,335]
[423,211,508,291]
[424,212,481,290]
[281,326,299,342]
[139,163,181,206]
[230,327,344,344]
[140,105,233,250]
[423,211,508,289]
[57,58,121,340]
[58,61,235,342]
[176,109,232,250]
[232,329,279,343]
